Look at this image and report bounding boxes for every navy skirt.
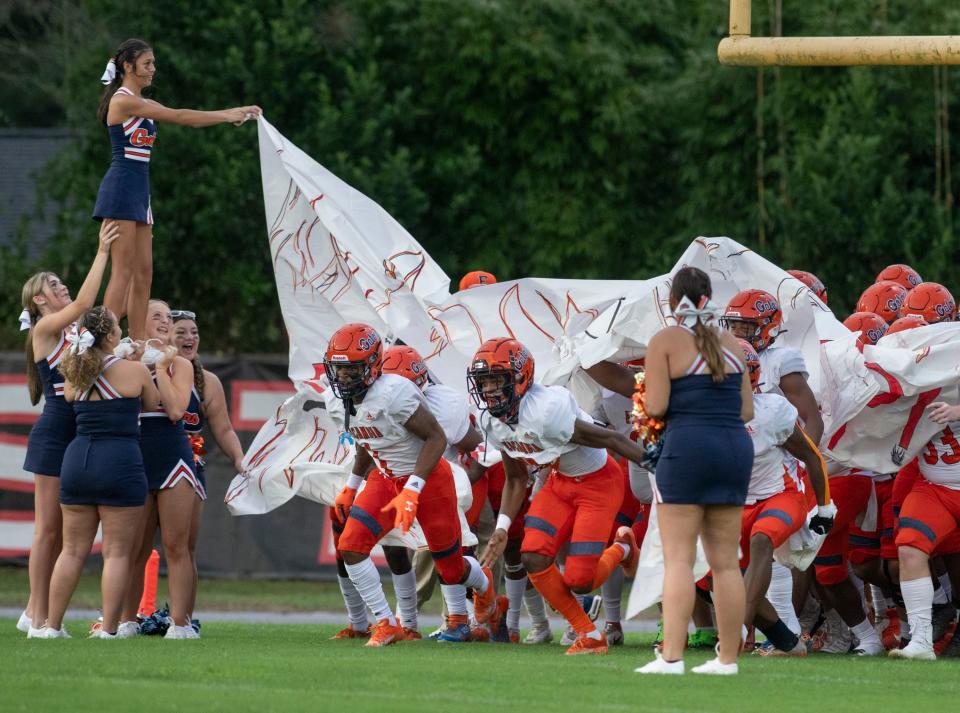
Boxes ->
[655,425,754,505]
[60,437,147,507]
[92,164,152,224]
[23,402,76,477]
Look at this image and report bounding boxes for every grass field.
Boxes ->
[2,620,955,713]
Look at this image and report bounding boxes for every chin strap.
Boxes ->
[339,397,356,445]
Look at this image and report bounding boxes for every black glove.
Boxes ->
[809,503,837,536]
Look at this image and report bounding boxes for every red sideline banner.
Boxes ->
[0,353,353,578]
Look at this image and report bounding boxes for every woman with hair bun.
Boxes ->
[34,307,160,638]
[17,221,118,636]
[634,267,755,676]
[94,38,260,339]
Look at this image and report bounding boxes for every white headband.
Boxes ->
[674,295,722,327]
[100,58,117,85]
[66,326,95,355]
[18,309,32,331]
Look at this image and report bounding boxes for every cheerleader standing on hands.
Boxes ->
[93,38,260,339]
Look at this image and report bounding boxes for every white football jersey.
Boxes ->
[757,346,807,396]
[326,373,426,478]
[919,421,960,490]
[423,383,471,461]
[746,392,800,504]
[479,383,606,477]
[595,388,653,502]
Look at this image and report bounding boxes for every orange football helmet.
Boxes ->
[843,312,888,347]
[467,337,534,422]
[323,323,383,399]
[886,314,929,335]
[787,269,828,304]
[876,264,922,290]
[736,338,761,392]
[381,345,429,390]
[899,282,956,324]
[722,289,782,352]
[459,271,497,291]
[856,281,908,325]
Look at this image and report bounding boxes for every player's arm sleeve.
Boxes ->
[540,388,579,445]
[779,349,809,380]
[388,380,424,424]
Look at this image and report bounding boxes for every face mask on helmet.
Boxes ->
[468,368,518,420]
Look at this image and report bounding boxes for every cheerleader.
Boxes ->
[120,300,201,639]
[17,221,118,635]
[171,310,244,619]
[35,308,160,638]
[93,38,260,339]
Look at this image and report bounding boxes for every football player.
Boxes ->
[471,337,646,655]
[324,324,495,647]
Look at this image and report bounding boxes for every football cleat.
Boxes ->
[560,625,577,646]
[687,628,719,650]
[888,640,936,660]
[524,621,553,644]
[940,631,960,658]
[28,626,71,639]
[931,602,957,644]
[761,638,807,657]
[164,624,200,640]
[615,526,640,578]
[509,630,520,644]
[398,626,422,641]
[437,616,472,643]
[116,621,141,639]
[811,609,853,654]
[467,625,490,642]
[364,618,400,648]
[565,631,608,655]
[472,566,498,624]
[605,622,625,647]
[489,596,511,643]
[330,625,371,640]
[880,609,901,650]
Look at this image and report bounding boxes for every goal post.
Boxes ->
[718,0,960,66]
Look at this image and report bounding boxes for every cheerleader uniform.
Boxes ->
[654,342,754,505]
[92,86,156,224]
[23,330,76,476]
[140,373,205,499]
[183,386,206,489]
[60,357,147,507]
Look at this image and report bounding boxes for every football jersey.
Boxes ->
[479,383,606,477]
[919,421,960,490]
[757,346,807,396]
[423,383,471,461]
[745,392,800,504]
[326,373,426,478]
[594,388,653,499]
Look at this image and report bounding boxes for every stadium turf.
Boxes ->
[2,620,953,713]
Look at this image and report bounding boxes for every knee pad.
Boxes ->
[505,562,525,575]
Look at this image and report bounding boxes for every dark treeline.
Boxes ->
[2,1,959,352]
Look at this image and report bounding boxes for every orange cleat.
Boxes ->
[509,630,520,644]
[468,626,491,642]
[398,626,422,641]
[473,566,497,624]
[330,625,371,640]
[615,526,639,578]
[565,631,608,656]
[880,609,900,651]
[364,618,400,648]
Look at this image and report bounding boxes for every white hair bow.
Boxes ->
[100,58,117,85]
[673,295,723,327]
[18,309,32,331]
[66,326,95,354]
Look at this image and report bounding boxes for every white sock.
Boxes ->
[523,586,548,626]
[441,583,468,617]
[391,569,418,629]
[901,576,934,646]
[852,617,881,648]
[344,558,395,625]
[767,562,801,635]
[504,574,527,632]
[616,542,630,559]
[933,575,950,605]
[585,628,602,640]
[601,567,625,624]
[462,556,490,592]
[938,572,953,601]
[337,574,369,630]
[869,585,886,616]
